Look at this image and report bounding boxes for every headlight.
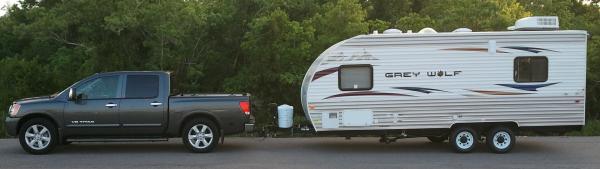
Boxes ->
[9,104,20,117]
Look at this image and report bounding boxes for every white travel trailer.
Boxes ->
[300,16,587,153]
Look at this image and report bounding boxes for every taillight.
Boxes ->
[9,104,20,117]
[239,101,250,115]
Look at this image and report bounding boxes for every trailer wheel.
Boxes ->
[182,118,220,153]
[450,126,477,153]
[427,136,446,143]
[486,126,515,154]
[18,118,58,155]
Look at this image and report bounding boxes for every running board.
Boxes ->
[67,138,169,143]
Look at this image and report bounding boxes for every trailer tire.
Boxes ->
[486,126,515,154]
[182,118,220,153]
[450,126,477,153]
[427,136,446,143]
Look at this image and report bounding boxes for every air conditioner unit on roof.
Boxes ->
[507,16,559,31]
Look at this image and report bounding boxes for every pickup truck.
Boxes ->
[5,71,252,154]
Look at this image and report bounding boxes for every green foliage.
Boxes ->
[419,0,531,31]
[566,120,600,136]
[0,0,599,137]
[394,13,436,31]
[367,19,391,33]
[307,0,369,52]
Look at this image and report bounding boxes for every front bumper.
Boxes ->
[5,117,19,136]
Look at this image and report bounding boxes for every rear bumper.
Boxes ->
[243,115,255,132]
[5,117,19,136]
[244,123,254,132]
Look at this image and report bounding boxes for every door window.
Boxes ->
[125,75,159,98]
[77,75,120,99]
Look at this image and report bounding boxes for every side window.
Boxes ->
[77,76,120,99]
[125,75,159,98]
[339,64,373,91]
[514,56,548,83]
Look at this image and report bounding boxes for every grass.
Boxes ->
[566,120,600,136]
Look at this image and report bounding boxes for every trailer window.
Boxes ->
[339,64,373,91]
[514,57,548,82]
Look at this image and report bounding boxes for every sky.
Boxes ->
[0,0,18,16]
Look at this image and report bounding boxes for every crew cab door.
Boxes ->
[63,75,123,136]
[118,74,167,135]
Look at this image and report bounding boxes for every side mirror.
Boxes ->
[68,88,77,101]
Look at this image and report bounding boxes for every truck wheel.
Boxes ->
[450,126,477,153]
[18,118,58,155]
[486,126,515,154]
[427,136,447,143]
[182,118,220,153]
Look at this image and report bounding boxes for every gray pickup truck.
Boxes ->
[5,71,252,154]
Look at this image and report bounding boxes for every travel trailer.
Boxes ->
[300,16,587,153]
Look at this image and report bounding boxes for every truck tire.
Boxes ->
[18,118,58,155]
[486,126,515,154]
[427,136,447,143]
[450,126,477,153]
[182,118,220,153]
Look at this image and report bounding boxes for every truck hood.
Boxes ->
[15,95,53,104]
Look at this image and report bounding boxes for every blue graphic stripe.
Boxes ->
[502,46,558,53]
[391,87,448,94]
[496,82,559,91]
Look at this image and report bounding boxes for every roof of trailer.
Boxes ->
[357,30,588,39]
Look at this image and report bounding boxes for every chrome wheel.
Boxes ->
[492,131,511,149]
[24,125,51,150]
[455,131,474,149]
[187,124,214,149]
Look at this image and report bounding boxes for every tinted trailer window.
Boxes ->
[514,56,548,83]
[338,65,373,91]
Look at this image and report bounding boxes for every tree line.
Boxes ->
[0,0,599,136]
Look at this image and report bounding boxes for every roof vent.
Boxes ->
[508,16,559,31]
[418,28,437,34]
[453,28,472,32]
[383,29,402,34]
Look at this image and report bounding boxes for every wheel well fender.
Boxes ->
[450,122,519,135]
[179,112,222,136]
[17,113,60,135]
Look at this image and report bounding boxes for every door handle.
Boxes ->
[105,103,118,108]
[150,102,163,107]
